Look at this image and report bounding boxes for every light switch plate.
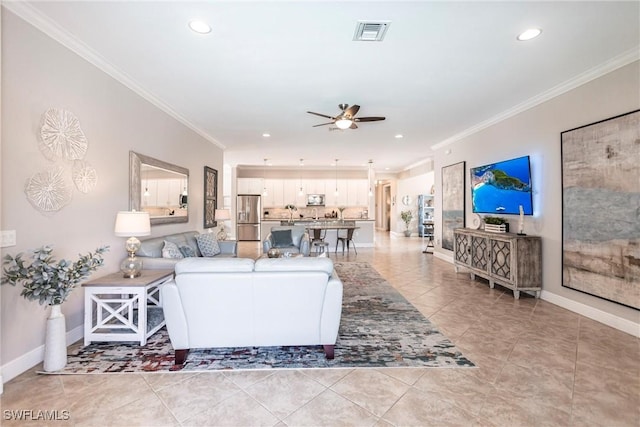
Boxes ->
[1,230,17,248]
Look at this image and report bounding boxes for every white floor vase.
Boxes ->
[44,304,67,372]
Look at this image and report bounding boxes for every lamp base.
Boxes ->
[120,255,143,278]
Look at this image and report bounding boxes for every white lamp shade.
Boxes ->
[114,211,151,237]
[215,208,231,220]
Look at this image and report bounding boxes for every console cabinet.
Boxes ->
[453,228,542,299]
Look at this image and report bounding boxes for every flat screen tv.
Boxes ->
[470,155,533,215]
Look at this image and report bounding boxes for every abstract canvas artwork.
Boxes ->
[441,161,466,251]
[561,110,640,309]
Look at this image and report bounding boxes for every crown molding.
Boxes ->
[430,47,640,151]
[3,2,225,150]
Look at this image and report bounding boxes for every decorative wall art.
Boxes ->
[204,166,218,229]
[561,109,640,310]
[26,108,98,214]
[25,167,73,212]
[39,108,88,161]
[441,161,466,251]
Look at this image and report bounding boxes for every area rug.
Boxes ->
[55,262,474,373]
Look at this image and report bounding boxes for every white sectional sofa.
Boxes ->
[160,256,343,365]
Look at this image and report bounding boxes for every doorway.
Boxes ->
[383,184,391,231]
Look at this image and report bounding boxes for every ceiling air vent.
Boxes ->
[353,21,391,42]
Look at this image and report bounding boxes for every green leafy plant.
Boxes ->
[284,204,297,211]
[2,245,109,306]
[483,216,507,225]
[400,210,413,230]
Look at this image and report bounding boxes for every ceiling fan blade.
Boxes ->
[354,116,386,122]
[307,111,335,120]
[350,122,358,129]
[344,104,360,117]
[313,122,334,127]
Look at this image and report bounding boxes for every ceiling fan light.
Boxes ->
[335,118,352,129]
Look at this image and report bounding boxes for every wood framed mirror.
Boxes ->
[129,151,189,225]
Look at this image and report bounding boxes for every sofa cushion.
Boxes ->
[272,229,293,248]
[162,240,184,259]
[196,233,221,256]
[254,257,334,275]
[179,245,197,258]
[175,257,255,274]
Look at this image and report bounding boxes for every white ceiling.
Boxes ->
[7,1,639,172]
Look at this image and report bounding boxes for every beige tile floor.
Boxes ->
[2,232,639,426]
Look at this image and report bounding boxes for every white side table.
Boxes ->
[82,269,173,346]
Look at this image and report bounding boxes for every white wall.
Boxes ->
[1,11,223,380]
[432,61,640,328]
[395,172,435,235]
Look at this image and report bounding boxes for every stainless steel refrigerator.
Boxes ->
[237,195,261,241]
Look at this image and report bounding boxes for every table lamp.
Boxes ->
[114,211,151,278]
[214,208,231,240]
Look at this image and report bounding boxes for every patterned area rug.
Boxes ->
[56,262,474,373]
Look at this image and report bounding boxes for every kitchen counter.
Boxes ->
[260,218,375,248]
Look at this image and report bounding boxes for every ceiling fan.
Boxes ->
[307,104,385,130]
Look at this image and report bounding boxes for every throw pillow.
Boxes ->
[196,233,221,257]
[179,245,196,258]
[272,229,293,248]
[162,240,184,259]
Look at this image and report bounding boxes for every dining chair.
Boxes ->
[335,227,357,254]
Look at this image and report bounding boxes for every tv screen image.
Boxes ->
[470,155,533,215]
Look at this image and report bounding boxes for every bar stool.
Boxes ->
[335,227,357,254]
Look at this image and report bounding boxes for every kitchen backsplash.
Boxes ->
[263,206,369,219]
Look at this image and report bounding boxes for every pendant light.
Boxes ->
[143,167,150,198]
[368,159,374,197]
[334,159,339,197]
[298,159,304,196]
[262,158,268,196]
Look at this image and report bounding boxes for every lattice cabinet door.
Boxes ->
[490,238,513,283]
[454,231,470,266]
[471,235,489,272]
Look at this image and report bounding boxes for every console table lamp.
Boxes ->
[114,211,150,278]
[215,208,231,240]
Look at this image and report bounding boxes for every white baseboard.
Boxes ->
[540,291,639,338]
[434,251,453,264]
[1,325,83,385]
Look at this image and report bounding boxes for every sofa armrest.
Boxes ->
[320,273,343,344]
[218,240,237,257]
[160,280,189,350]
[299,232,311,256]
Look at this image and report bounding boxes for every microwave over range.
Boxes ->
[306,194,325,206]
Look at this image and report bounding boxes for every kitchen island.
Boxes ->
[260,219,375,249]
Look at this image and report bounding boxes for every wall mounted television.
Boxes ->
[470,155,533,215]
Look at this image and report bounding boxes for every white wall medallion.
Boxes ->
[25,167,73,212]
[72,161,97,193]
[39,108,88,161]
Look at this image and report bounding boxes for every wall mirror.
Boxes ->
[129,151,189,225]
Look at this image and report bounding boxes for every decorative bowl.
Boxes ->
[267,248,281,258]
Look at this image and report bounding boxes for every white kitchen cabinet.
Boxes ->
[283,180,300,206]
[267,179,284,207]
[237,178,263,195]
[347,179,368,206]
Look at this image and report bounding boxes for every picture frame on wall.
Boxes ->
[204,166,218,229]
[561,109,639,310]
[441,161,466,251]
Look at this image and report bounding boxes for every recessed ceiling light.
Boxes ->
[395,134,404,139]
[517,28,542,41]
[189,20,211,34]
[262,133,271,138]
